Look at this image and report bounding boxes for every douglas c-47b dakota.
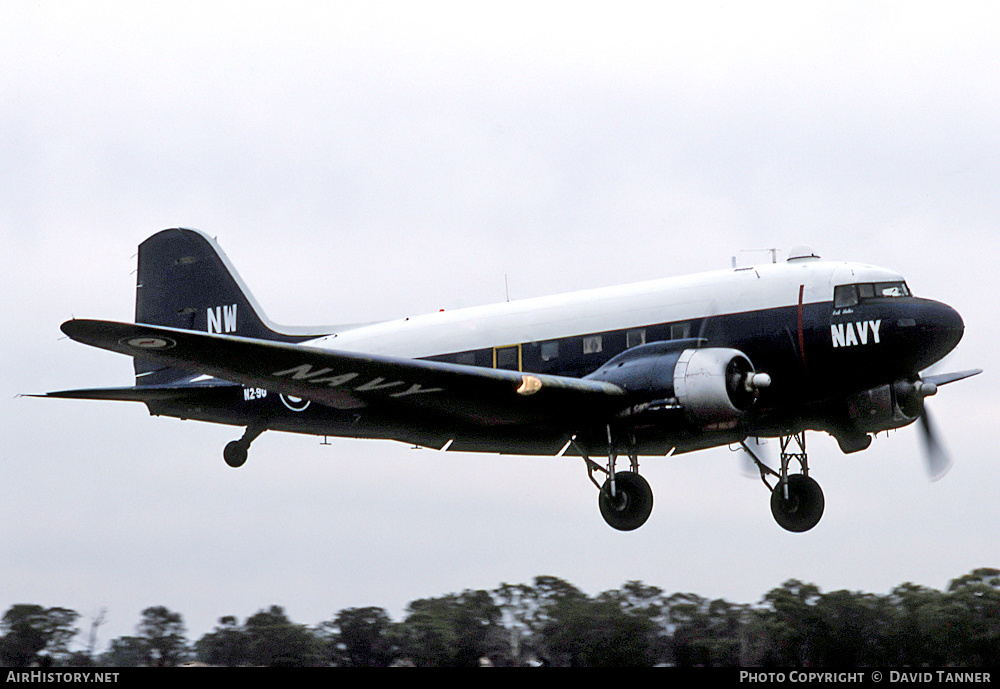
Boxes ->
[38,229,979,532]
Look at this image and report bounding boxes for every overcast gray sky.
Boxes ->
[3,1,997,649]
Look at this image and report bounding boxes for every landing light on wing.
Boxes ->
[517,375,543,396]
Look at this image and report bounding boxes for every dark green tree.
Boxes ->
[540,594,656,666]
[102,636,145,667]
[885,582,951,665]
[395,590,503,666]
[322,607,396,667]
[135,606,187,666]
[811,589,891,666]
[947,567,1000,666]
[194,616,250,666]
[748,579,823,666]
[0,605,79,666]
[661,593,745,667]
[243,605,323,666]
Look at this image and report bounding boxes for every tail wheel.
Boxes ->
[770,474,824,532]
[223,441,248,468]
[223,425,265,468]
[599,472,653,531]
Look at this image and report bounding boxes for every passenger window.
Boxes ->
[583,335,603,354]
[494,346,520,371]
[540,341,559,361]
[670,322,691,340]
[834,285,858,308]
[627,329,646,348]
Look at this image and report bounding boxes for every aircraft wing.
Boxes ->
[57,320,627,426]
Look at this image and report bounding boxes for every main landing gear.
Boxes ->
[741,432,825,532]
[223,425,266,468]
[576,427,654,531]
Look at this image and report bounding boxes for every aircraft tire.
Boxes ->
[599,471,653,531]
[223,441,248,468]
[770,474,824,532]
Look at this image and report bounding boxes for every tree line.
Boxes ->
[1,568,997,667]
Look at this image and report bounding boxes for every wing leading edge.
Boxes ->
[56,319,626,426]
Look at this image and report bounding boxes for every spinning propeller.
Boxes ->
[738,369,980,482]
[907,369,981,481]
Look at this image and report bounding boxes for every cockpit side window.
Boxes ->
[874,281,911,298]
[834,284,858,308]
[835,281,911,306]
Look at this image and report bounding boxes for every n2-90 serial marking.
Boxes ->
[243,387,268,401]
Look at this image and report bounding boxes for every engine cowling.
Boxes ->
[845,379,935,433]
[587,344,768,425]
[673,348,761,424]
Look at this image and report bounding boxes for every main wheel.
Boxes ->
[223,441,248,468]
[599,471,653,531]
[770,474,824,532]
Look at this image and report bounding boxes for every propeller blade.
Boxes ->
[696,299,720,346]
[918,407,952,481]
[921,369,982,388]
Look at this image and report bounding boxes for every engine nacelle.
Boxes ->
[587,344,767,426]
[674,348,763,425]
[845,379,933,433]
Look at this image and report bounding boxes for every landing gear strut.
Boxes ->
[223,425,266,468]
[741,431,825,532]
[576,426,654,531]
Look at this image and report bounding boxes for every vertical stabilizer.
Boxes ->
[134,228,320,383]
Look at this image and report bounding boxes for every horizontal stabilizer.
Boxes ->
[34,381,238,403]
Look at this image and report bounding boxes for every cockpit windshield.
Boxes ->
[834,281,911,308]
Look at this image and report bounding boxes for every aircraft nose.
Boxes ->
[918,299,965,364]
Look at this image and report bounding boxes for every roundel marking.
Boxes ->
[280,394,311,412]
[120,336,177,350]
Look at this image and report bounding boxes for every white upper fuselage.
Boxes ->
[305,258,906,359]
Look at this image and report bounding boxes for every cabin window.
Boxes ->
[494,345,520,371]
[626,329,646,348]
[670,322,691,339]
[455,352,476,366]
[583,335,603,354]
[540,341,559,361]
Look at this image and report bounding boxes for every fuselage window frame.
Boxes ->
[493,344,522,371]
[626,329,646,348]
[835,281,911,308]
[834,284,859,308]
[583,335,603,355]
[670,322,691,340]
